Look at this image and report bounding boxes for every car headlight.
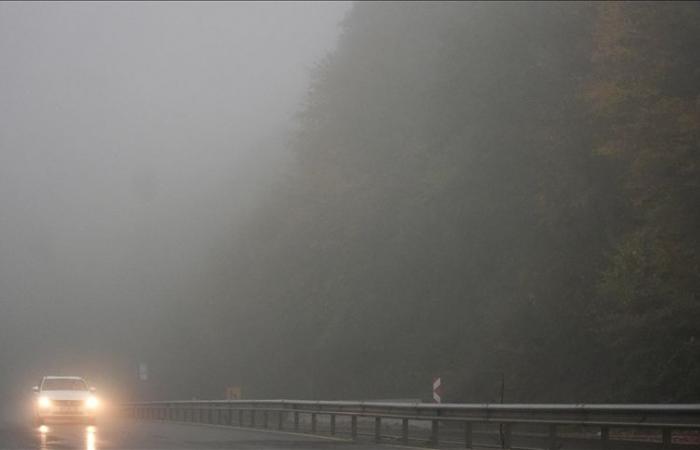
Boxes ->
[38,396,51,409]
[85,396,99,409]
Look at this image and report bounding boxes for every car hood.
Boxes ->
[40,390,91,401]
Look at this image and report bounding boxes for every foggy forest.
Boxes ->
[1,1,699,411]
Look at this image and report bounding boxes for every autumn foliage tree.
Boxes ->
[587,2,700,401]
[163,2,700,403]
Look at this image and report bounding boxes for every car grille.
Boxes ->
[53,400,82,407]
[50,399,85,414]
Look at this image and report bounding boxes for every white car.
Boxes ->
[33,376,99,425]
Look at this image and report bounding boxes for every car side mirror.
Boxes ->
[32,386,39,393]
[90,387,96,393]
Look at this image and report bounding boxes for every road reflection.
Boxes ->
[86,426,97,450]
[37,425,98,450]
[38,426,47,450]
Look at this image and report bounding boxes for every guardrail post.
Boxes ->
[662,428,672,449]
[294,411,299,431]
[464,422,472,449]
[375,417,382,442]
[208,407,213,424]
[311,413,317,433]
[278,411,284,430]
[251,409,256,427]
[600,426,609,450]
[351,416,358,440]
[548,424,557,450]
[263,411,269,428]
[239,409,244,426]
[431,419,439,446]
[228,407,234,425]
[402,418,409,444]
[330,414,336,435]
[502,423,512,450]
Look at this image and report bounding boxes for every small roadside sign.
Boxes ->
[138,363,149,381]
[225,386,242,400]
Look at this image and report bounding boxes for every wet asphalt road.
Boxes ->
[0,414,681,450]
[0,418,381,450]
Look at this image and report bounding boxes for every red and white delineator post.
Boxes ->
[432,376,442,403]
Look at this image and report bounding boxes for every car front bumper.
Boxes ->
[36,406,97,422]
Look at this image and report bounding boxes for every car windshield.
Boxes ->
[42,378,87,391]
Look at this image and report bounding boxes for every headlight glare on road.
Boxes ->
[85,396,99,409]
[38,396,51,409]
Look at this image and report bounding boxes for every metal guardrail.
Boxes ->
[123,400,700,449]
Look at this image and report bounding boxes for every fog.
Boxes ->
[0,1,349,405]
[2,1,699,412]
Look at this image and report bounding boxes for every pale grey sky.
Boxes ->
[0,1,350,400]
